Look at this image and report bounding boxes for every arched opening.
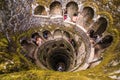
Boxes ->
[50,1,62,16]
[34,5,47,15]
[70,39,76,48]
[54,29,62,38]
[81,7,94,21]
[31,32,43,46]
[36,39,74,72]
[97,35,113,49]
[93,35,113,63]
[42,30,52,40]
[60,44,65,47]
[52,44,57,48]
[48,51,70,71]
[66,1,78,19]
[94,17,108,36]
[63,31,71,41]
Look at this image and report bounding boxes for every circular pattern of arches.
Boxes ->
[20,1,114,72]
[32,1,109,33]
[30,26,91,72]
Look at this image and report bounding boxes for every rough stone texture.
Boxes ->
[0,0,33,35]
[30,16,63,27]
[0,0,120,80]
[0,0,34,73]
[37,0,120,29]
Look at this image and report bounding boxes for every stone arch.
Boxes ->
[34,5,47,15]
[42,30,52,40]
[77,6,94,28]
[82,7,94,22]
[97,35,113,49]
[50,1,62,16]
[66,1,79,18]
[53,29,62,38]
[94,17,108,36]
[63,31,71,41]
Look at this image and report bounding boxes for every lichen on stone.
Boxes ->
[0,0,120,80]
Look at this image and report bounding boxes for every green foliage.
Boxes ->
[0,0,120,80]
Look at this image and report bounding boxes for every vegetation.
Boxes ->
[0,0,120,80]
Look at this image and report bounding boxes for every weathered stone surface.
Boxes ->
[0,0,120,80]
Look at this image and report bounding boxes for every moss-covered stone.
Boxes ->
[0,0,120,80]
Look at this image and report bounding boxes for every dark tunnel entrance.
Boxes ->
[48,50,71,71]
[35,39,74,72]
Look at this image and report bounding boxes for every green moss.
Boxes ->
[0,0,120,80]
[101,0,109,5]
[0,68,115,80]
[0,69,108,80]
[36,0,51,7]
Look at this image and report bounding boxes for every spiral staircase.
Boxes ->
[22,0,113,72]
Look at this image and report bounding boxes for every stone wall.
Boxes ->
[0,0,33,34]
